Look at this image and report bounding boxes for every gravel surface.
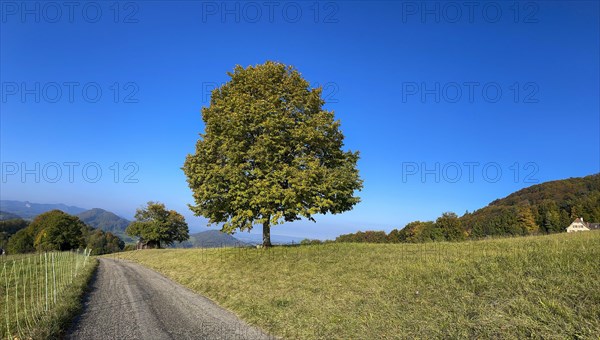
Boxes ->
[67,258,274,340]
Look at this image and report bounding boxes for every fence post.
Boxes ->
[45,252,48,312]
[3,263,10,340]
[52,253,57,305]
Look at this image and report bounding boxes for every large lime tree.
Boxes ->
[183,61,362,247]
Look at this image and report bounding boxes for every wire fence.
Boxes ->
[0,249,92,340]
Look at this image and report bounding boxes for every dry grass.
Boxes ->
[114,232,600,339]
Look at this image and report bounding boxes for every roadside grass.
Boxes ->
[115,232,600,339]
[0,251,97,340]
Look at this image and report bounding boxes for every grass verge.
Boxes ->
[115,232,600,339]
[0,253,97,340]
[35,257,98,339]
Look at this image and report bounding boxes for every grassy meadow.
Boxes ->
[115,232,600,339]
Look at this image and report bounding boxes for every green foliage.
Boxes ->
[336,230,388,243]
[183,61,362,246]
[435,212,466,241]
[123,244,137,251]
[5,210,125,254]
[517,205,539,234]
[7,228,35,253]
[126,202,189,248]
[300,238,323,245]
[463,173,600,236]
[86,229,125,255]
[0,218,29,249]
[33,212,88,251]
[6,210,88,253]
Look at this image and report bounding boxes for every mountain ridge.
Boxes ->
[0,200,87,219]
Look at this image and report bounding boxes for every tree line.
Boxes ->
[337,174,600,243]
[2,210,124,255]
[1,201,191,255]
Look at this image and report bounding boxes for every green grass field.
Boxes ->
[116,232,600,339]
[0,251,97,339]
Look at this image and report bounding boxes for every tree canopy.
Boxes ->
[126,202,189,248]
[183,61,362,246]
[7,210,88,253]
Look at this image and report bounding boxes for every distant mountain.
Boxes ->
[76,208,133,242]
[0,211,22,221]
[174,230,247,248]
[0,200,87,219]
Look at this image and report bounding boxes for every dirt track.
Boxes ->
[67,258,273,339]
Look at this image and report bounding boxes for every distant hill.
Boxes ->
[0,211,22,221]
[174,230,246,248]
[488,174,600,208]
[338,173,600,243]
[0,200,87,219]
[462,173,600,236]
[76,208,133,243]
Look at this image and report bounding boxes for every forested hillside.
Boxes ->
[337,173,600,243]
[77,208,133,242]
[462,173,600,237]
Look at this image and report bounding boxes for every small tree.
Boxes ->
[517,205,539,235]
[184,61,363,247]
[126,202,189,248]
[435,212,466,241]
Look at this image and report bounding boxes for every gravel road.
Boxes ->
[67,258,274,340]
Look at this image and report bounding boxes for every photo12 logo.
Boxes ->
[401,82,539,104]
[400,1,540,24]
[401,161,539,184]
[1,82,140,104]
[1,1,140,23]
[1,162,140,184]
[200,1,339,24]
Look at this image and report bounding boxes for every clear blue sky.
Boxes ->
[1,1,598,240]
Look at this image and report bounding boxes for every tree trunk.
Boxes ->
[262,218,272,248]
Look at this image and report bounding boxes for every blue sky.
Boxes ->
[1,1,598,240]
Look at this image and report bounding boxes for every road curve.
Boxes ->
[67,258,274,340]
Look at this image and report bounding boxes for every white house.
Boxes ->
[566,217,600,233]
